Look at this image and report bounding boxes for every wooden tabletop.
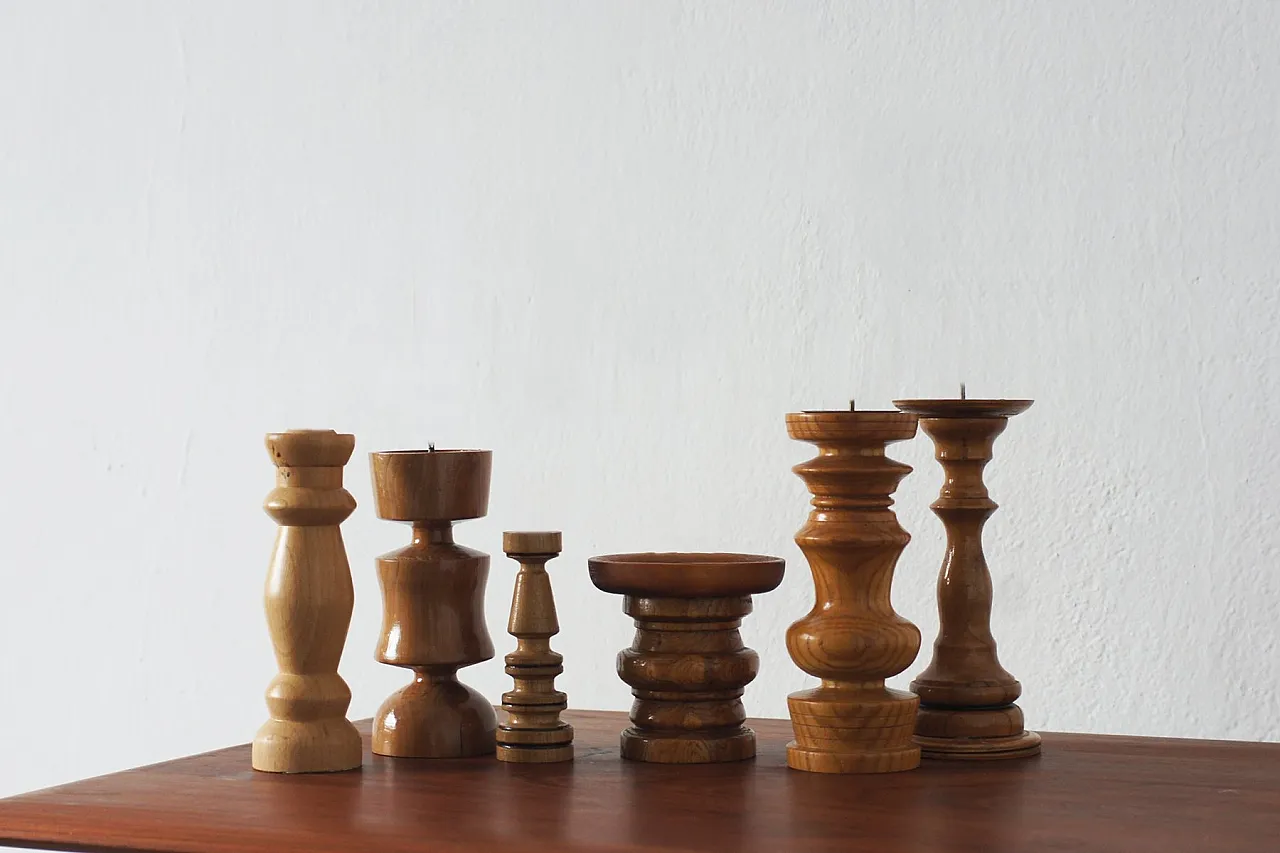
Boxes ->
[0,710,1277,853]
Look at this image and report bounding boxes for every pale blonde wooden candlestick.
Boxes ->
[252,430,362,774]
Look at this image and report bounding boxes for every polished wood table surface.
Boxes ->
[0,710,1277,853]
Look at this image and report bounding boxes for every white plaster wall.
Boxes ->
[2,0,1278,811]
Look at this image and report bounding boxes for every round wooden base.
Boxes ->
[786,686,921,774]
[914,704,1041,760]
[496,720,573,763]
[916,730,1042,760]
[785,742,921,774]
[620,727,756,764]
[252,718,362,774]
[372,675,496,758]
[496,743,575,763]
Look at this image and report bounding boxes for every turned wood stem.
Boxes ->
[617,595,758,763]
[917,421,1017,706]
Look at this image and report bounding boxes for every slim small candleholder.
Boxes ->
[785,410,922,774]
[894,397,1041,760]
[497,531,574,764]
[369,448,497,758]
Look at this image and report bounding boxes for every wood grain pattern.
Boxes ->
[588,553,784,764]
[1,712,1277,853]
[785,411,923,773]
[252,430,362,774]
[497,531,573,763]
[894,398,1041,760]
[368,449,496,758]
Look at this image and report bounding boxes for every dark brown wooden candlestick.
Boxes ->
[587,553,784,764]
[894,398,1041,760]
[369,449,497,758]
[498,531,573,763]
[785,410,922,774]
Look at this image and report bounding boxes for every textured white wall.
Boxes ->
[2,0,1279,812]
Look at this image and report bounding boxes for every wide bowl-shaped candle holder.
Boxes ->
[785,410,923,774]
[369,449,497,758]
[587,552,785,764]
[894,397,1041,760]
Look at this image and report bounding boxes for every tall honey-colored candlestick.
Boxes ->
[369,449,497,758]
[253,430,363,774]
[785,410,922,774]
[894,397,1041,760]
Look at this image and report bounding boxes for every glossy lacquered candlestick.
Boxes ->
[369,449,497,758]
[785,411,922,774]
[894,398,1041,760]
[588,553,784,764]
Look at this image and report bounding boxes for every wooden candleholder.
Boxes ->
[587,553,784,764]
[497,531,573,763]
[369,449,497,758]
[894,398,1041,760]
[785,411,922,774]
[253,430,362,774]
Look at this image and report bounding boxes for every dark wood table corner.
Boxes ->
[0,710,1277,853]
